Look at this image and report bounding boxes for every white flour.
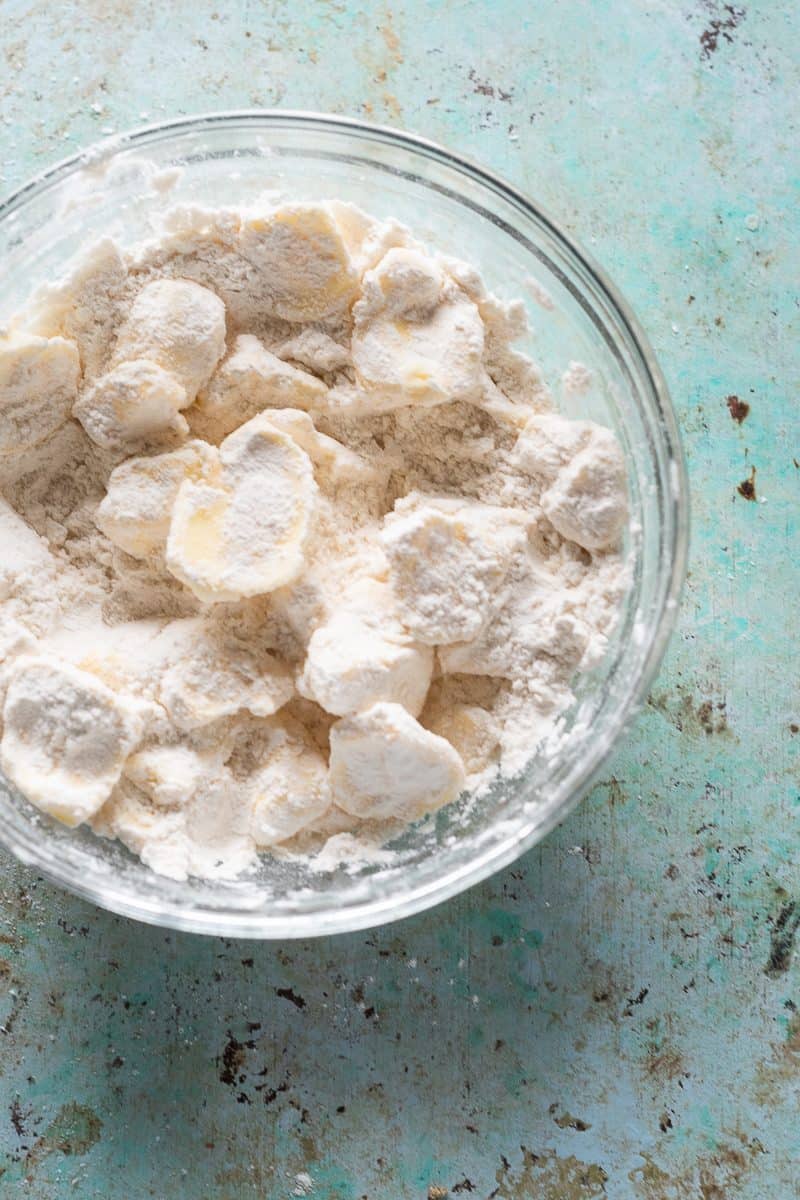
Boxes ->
[0,200,630,881]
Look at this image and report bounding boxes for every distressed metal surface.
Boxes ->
[0,1,798,1195]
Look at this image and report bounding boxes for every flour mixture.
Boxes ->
[0,200,629,880]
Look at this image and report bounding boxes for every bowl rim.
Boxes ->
[0,109,689,937]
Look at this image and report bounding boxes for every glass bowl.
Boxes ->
[0,112,688,937]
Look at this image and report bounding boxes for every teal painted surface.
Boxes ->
[0,1,798,1195]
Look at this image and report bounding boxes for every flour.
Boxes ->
[0,198,630,881]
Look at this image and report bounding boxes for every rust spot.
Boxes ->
[380,17,403,64]
[790,723,799,734]
[765,899,800,976]
[726,394,750,423]
[26,1102,102,1171]
[549,1104,592,1132]
[699,4,746,60]
[737,465,756,500]
[631,1134,765,1199]
[489,1146,608,1198]
[646,1046,686,1080]
[382,92,402,120]
[754,1010,800,1099]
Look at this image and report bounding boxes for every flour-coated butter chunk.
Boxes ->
[423,702,500,777]
[239,204,359,321]
[0,656,144,826]
[0,331,80,455]
[330,701,466,822]
[165,414,316,602]
[73,359,189,449]
[297,578,434,717]
[277,328,351,374]
[540,428,628,550]
[159,623,294,730]
[117,279,226,400]
[249,719,332,846]
[181,767,256,880]
[0,497,57,603]
[93,779,187,867]
[439,570,592,689]
[94,769,256,882]
[123,743,208,807]
[195,334,328,439]
[329,202,413,275]
[0,618,37,667]
[513,413,594,481]
[351,248,485,410]
[381,500,524,645]
[96,440,218,559]
[262,409,375,482]
[366,247,445,318]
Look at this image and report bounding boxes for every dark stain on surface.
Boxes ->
[648,687,729,736]
[452,1179,476,1193]
[726,394,750,423]
[275,986,306,1010]
[696,700,727,734]
[218,1033,247,1086]
[257,1078,289,1106]
[699,4,746,60]
[0,982,28,1036]
[9,1097,28,1137]
[737,465,757,500]
[765,900,800,976]
[623,987,650,1016]
[598,777,625,806]
[467,68,512,101]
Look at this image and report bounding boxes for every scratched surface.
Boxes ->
[0,1,798,1196]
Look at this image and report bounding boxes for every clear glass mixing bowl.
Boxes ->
[0,112,688,937]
